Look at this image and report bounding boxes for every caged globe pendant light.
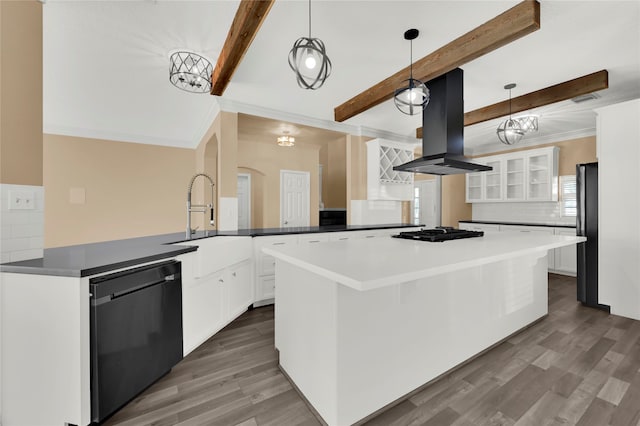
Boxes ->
[169,51,213,93]
[496,83,525,145]
[288,0,332,90]
[394,29,429,115]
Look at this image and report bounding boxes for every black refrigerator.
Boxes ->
[576,162,609,311]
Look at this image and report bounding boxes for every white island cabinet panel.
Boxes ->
[269,233,584,426]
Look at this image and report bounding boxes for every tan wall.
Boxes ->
[441,175,471,227]
[44,134,195,247]
[0,1,43,185]
[237,139,320,228]
[346,134,370,202]
[320,136,347,208]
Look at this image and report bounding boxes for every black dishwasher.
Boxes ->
[90,260,183,424]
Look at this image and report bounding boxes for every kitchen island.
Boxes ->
[264,232,585,426]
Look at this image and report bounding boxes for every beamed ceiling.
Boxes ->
[43,0,640,155]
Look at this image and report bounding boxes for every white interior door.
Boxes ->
[237,174,251,229]
[416,179,440,229]
[280,170,310,227]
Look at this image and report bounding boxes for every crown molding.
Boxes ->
[215,97,419,145]
[43,124,193,148]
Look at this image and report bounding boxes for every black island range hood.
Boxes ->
[393,68,492,176]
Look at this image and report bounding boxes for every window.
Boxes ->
[560,175,577,217]
[413,186,420,225]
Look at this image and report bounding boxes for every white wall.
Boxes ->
[597,99,640,320]
[0,184,44,262]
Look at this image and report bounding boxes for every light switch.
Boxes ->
[8,190,35,210]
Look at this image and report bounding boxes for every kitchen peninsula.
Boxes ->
[265,232,585,426]
[0,223,418,426]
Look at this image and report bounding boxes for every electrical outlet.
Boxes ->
[8,190,35,210]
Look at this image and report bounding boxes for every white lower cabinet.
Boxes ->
[552,228,577,276]
[177,237,253,355]
[459,222,577,276]
[182,268,226,355]
[459,222,500,233]
[227,260,254,319]
[253,235,298,305]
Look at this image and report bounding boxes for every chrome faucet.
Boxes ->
[186,173,215,239]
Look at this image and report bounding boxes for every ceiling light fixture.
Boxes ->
[288,0,331,90]
[277,131,295,147]
[518,115,539,133]
[169,51,213,93]
[394,29,429,116]
[496,83,524,145]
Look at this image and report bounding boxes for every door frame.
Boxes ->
[237,173,251,229]
[280,170,311,227]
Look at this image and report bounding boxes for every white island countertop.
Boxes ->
[264,232,585,291]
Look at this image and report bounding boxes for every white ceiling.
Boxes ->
[43,0,640,155]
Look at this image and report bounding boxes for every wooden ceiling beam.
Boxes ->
[415,70,609,139]
[210,0,275,96]
[334,0,540,123]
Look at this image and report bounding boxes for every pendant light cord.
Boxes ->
[308,0,312,38]
[409,39,413,80]
[509,88,513,119]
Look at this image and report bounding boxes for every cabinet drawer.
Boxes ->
[500,225,554,235]
[298,234,330,244]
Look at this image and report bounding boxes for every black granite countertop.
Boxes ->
[0,224,420,278]
[459,220,576,229]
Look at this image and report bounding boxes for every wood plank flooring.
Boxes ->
[104,275,640,426]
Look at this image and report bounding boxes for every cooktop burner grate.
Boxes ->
[392,227,484,242]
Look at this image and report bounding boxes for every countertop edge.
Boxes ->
[0,224,419,277]
[459,220,576,229]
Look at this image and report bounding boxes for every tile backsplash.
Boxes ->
[0,184,45,263]
[472,201,576,226]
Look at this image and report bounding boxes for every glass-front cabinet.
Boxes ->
[505,156,525,201]
[465,172,484,202]
[484,159,502,201]
[465,146,558,203]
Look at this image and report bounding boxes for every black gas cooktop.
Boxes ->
[392,227,484,242]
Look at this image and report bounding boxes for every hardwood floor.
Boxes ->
[105,275,640,426]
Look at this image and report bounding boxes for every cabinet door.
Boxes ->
[182,270,225,355]
[527,151,554,201]
[466,172,484,202]
[258,275,276,300]
[484,159,503,201]
[505,156,526,201]
[553,228,577,276]
[227,260,254,319]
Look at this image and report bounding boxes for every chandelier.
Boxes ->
[169,51,213,93]
[277,131,295,147]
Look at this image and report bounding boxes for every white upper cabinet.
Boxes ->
[526,148,559,201]
[367,139,414,201]
[465,146,558,203]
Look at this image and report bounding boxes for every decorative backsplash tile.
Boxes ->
[472,201,576,226]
